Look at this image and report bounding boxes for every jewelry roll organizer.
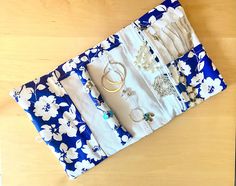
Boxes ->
[10,0,227,179]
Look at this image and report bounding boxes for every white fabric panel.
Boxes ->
[59,6,197,156]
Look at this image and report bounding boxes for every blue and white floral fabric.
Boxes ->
[75,65,132,145]
[10,72,109,179]
[166,44,227,109]
[135,0,181,29]
[10,0,227,179]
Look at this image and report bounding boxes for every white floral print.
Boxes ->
[156,4,167,12]
[166,43,227,111]
[58,143,78,163]
[178,60,191,76]
[197,61,205,71]
[81,67,89,80]
[83,79,94,93]
[200,77,223,99]
[198,51,206,60]
[187,51,195,58]
[181,92,190,102]
[33,95,59,121]
[81,145,103,161]
[39,124,62,141]
[101,40,111,50]
[62,60,77,73]
[81,135,105,161]
[212,62,217,71]
[11,85,33,110]
[168,64,180,83]
[190,72,204,87]
[75,160,95,173]
[46,77,65,97]
[58,105,81,137]
[66,160,95,179]
[148,15,157,24]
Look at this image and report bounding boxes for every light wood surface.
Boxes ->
[0,0,235,185]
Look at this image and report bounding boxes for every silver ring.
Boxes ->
[129,107,144,123]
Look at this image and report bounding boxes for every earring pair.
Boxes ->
[101,60,127,93]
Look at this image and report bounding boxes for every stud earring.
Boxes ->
[121,88,135,99]
[143,112,155,122]
[83,79,94,93]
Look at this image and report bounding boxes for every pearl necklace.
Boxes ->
[134,43,160,73]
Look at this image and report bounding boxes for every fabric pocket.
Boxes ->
[9,72,110,179]
[166,44,227,110]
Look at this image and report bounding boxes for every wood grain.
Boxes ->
[0,0,235,185]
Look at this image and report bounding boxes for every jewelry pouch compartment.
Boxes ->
[166,44,227,109]
[10,0,227,180]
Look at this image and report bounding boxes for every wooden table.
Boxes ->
[0,0,235,185]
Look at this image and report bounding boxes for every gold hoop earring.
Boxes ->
[103,61,127,83]
[103,69,124,85]
[101,70,125,93]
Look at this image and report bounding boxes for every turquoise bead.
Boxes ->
[103,113,109,120]
[103,110,114,120]
[108,111,114,117]
[144,112,155,122]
